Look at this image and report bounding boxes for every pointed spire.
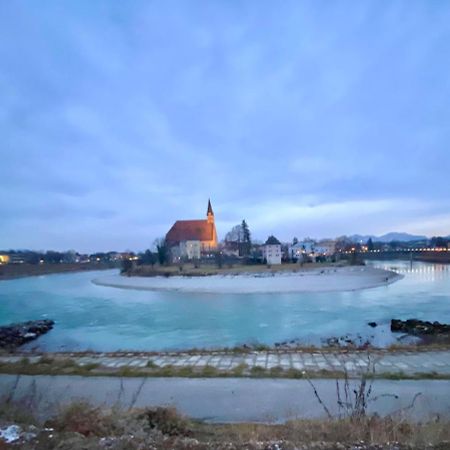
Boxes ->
[207,198,214,216]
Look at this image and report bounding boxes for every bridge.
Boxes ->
[338,247,450,263]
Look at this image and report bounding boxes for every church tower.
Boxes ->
[207,199,214,224]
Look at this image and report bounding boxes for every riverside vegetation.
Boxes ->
[1,352,449,448]
[1,376,449,449]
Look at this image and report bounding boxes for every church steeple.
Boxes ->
[207,199,214,224]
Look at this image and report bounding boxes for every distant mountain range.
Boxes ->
[348,232,429,243]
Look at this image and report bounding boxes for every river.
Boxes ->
[0,261,448,352]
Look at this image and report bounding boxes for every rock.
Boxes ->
[391,318,450,336]
[368,322,377,328]
[0,319,55,349]
[328,338,340,347]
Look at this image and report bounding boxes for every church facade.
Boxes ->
[166,200,218,259]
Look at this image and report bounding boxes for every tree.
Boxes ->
[139,249,157,266]
[225,224,243,243]
[121,258,133,274]
[224,220,252,256]
[292,237,299,245]
[44,251,63,264]
[430,236,448,248]
[240,220,251,256]
[154,238,169,265]
[214,251,223,269]
[367,238,374,251]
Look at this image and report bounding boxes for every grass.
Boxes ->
[1,398,450,449]
[130,261,343,278]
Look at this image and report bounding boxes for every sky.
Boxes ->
[1,1,450,252]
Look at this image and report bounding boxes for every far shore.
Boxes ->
[92,265,403,294]
[0,262,117,281]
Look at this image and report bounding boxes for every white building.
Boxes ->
[171,240,201,260]
[262,235,282,265]
[289,240,315,260]
[289,239,336,262]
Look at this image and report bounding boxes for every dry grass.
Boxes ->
[130,261,341,278]
[0,399,449,449]
[211,416,450,448]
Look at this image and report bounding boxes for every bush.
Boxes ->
[48,401,109,436]
[141,407,192,436]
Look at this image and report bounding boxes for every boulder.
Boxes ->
[0,319,54,349]
[391,318,450,336]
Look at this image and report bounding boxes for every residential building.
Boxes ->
[262,235,282,265]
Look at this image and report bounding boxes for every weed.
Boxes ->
[201,365,219,377]
[231,362,248,376]
[250,365,266,377]
[146,360,159,368]
[269,365,284,377]
[39,356,54,364]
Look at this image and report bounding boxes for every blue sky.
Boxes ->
[1,1,449,252]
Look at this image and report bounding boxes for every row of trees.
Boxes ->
[224,220,252,256]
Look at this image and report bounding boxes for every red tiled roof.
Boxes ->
[166,220,215,244]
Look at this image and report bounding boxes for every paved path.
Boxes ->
[1,350,450,376]
[1,375,449,422]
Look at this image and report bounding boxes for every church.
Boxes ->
[165,200,218,260]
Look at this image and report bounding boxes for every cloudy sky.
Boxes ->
[1,1,449,252]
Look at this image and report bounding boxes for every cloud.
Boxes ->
[0,0,449,251]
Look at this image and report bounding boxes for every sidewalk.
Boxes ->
[1,349,449,377]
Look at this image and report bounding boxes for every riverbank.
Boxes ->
[93,266,402,294]
[1,374,449,423]
[2,347,450,380]
[2,382,449,449]
[0,262,117,281]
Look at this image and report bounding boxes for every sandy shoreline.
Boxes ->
[92,266,403,294]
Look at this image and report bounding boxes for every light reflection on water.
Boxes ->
[0,261,449,352]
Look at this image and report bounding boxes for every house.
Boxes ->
[316,239,336,256]
[262,235,282,265]
[166,200,218,260]
[289,240,315,261]
[289,239,336,262]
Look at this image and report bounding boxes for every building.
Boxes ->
[178,240,201,260]
[289,239,337,262]
[289,240,315,261]
[0,254,10,264]
[262,235,282,265]
[315,239,336,256]
[166,200,218,260]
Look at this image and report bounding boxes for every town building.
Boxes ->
[262,235,282,265]
[166,200,218,260]
[0,254,10,264]
[289,240,315,261]
[289,239,337,262]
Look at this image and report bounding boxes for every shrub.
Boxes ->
[141,406,192,436]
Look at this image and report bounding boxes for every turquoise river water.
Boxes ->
[0,261,449,351]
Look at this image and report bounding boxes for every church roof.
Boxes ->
[166,220,215,244]
[207,199,214,216]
